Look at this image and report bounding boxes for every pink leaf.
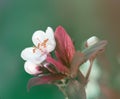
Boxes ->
[47,56,70,75]
[27,74,65,91]
[55,26,75,66]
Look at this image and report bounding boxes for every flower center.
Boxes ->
[33,38,49,53]
[38,38,49,48]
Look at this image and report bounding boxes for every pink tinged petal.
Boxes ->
[46,56,70,75]
[21,47,47,64]
[27,74,66,91]
[24,61,42,75]
[55,26,75,66]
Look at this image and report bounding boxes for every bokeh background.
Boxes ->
[0,0,120,99]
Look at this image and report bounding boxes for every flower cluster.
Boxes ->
[21,26,107,99]
[21,27,56,75]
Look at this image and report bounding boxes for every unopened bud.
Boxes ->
[86,36,99,47]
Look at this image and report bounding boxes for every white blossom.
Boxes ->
[32,27,56,53]
[21,27,56,74]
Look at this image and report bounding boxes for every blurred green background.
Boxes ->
[0,0,120,99]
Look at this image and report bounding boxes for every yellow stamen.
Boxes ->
[41,38,48,48]
[36,38,49,52]
[33,47,37,53]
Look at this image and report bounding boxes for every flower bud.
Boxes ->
[86,36,99,47]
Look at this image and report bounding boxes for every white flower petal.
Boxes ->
[32,30,46,47]
[46,27,56,52]
[46,41,56,52]
[21,47,47,64]
[86,36,99,47]
[24,61,42,75]
[46,27,54,39]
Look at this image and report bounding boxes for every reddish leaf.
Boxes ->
[70,40,107,78]
[70,51,85,78]
[47,56,70,75]
[83,40,107,60]
[55,26,75,66]
[85,59,93,83]
[77,71,86,86]
[44,64,57,74]
[27,74,65,91]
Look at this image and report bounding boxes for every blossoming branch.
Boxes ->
[21,26,107,99]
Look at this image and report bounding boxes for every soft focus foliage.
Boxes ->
[0,0,120,99]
